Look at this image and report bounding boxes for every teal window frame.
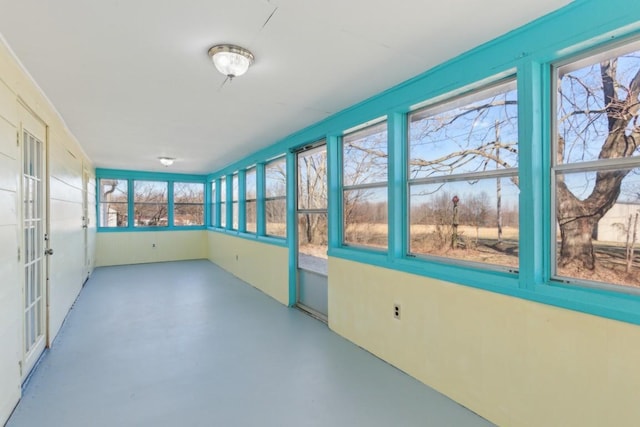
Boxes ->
[96,169,207,232]
[203,2,640,325]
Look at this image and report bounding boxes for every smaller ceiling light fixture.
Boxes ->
[208,44,255,79]
[158,157,175,167]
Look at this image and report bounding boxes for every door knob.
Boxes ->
[45,248,54,256]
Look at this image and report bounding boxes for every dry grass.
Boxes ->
[276,221,640,287]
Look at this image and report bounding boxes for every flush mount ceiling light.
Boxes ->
[158,157,175,167]
[208,44,255,79]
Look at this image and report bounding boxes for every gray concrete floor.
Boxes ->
[7,260,493,427]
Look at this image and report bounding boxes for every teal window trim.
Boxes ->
[96,168,206,232]
[256,163,266,236]
[204,179,211,228]
[206,227,288,247]
[203,3,640,326]
[388,112,407,261]
[286,151,296,306]
[327,135,341,249]
[167,181,174,227]
[517,61,545,290]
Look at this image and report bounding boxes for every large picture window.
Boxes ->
[99,179,128,227]
[553,41,640,289]
[408,80,519,269]
[246,167,257,233]
[265,157,286,237]
[342,121,388,249]
[134,180,168,227]
[173,182,204,226]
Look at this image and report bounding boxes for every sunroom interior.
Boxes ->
[1,0,640,425]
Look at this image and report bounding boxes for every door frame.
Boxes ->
[18,99,50,380]
[293,141,329,322]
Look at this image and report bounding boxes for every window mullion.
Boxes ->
[168,181,174,227]
[389,112,407,260]
[518,61,544,289]
[327,135,341,249]
[256,164,265,235]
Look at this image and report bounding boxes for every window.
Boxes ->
[210,181,216,226]
[408,80,519,269]
[133,180,168,227]
[231,173,239,230]
[99,179,128,227]
[219,176,227,228]
[265,157,286,237]
[246,167,257,233]
[173,182,204,226]
[342,121,388,249]
[553,41,640,289]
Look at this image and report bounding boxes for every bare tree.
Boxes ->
[556,56,640,269]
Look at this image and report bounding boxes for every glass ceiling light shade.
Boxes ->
[208,44,255,79]
[158,157,175,167]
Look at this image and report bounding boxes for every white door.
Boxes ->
[20,104,48,380]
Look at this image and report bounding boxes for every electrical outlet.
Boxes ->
[394,303,401,320]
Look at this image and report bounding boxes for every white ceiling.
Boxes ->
[0,0,571,174]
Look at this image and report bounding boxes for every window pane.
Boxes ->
[174,182,204,203]
[134,181,167,227]
[298,145,327,210]
[232,174,239,202]
[220,177,227,201]
[343,186,388,249]
[210,182,216,226]
[409,178,519,268]
[343,121,387,186]
[99,179,128,227]
[174,205,204,226]
[174,182,204,226]
[246,168,256,201]
[557,47,640,165]
[246,200,257,233]
[266,158,286,197]
[555,168,640,288]
[232,202,238,230]
[219,177,226,228]
[266,198,286,237]
[409,80,518,180]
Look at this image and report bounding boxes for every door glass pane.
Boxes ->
[298,145,327,210]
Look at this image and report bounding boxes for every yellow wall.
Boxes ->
[0,38,96,425]
[207,232,289,305]
[95,230,207,267]
[328,257,640,427]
